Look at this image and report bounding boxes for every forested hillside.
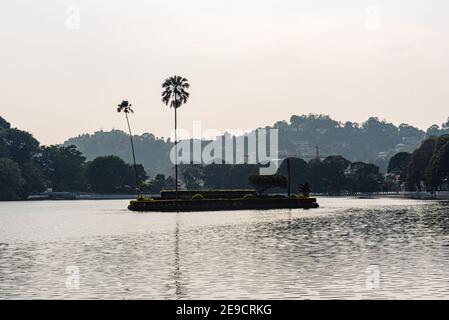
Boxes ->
[64,114,449,175]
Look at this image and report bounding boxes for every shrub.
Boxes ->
[191,194,205,200]
[137,197,154,202]
[248,174,287,194]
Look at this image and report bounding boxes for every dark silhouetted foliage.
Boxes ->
[38,145,87,192]
[388,152,411,180]
[299,183,312,197]
[0,158,25,200]
[248,174,287,194]
[63,114,449,176]
[406,138,437,191]
[346,162,384,192]
[20,162,45,196]
[0,116,11,129]
[86,155,147,193]
[425,136,449,190]
[277,158,309,193]
[0,117,43,199]
[4,128,40,165]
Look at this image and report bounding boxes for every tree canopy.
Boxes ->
[248,174,287,194]
[424,136,449,190]
[38,145,87,192]
[86,155,147,193]
[406,138,437,191]
[387,152,411,179]
[63,114,449,176]
[0,116,11,129]
[0,158,25,200]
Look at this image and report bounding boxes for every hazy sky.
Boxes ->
[1,0,449,144]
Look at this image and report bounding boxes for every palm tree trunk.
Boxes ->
[287,158,291,197]
[174,107,178,200]
[126,113,139,196]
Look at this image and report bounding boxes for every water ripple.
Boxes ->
[0,198,449,299]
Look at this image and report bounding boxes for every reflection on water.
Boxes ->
[0,197,449,299]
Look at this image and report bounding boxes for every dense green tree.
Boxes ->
[425,139,449,190]
[226,164,260,189]
[39,145,87,191]
[346,162,383,192]
[86,155,146,193]
[202,164,227,189]
[145,174,167,194]
[322,155,351,193]
[307,159,327,193]
[201,164,259,189]
[20,162,45,196]
[248,174,287,194]
[180,164,204,189]
[4,128,40,165]
[277,157,310,193]
[0,117,44,198]
[406,138,437,191]
[387,152,411,180]
[0,130,7,158]
[0,158,25,200]
[0,116,11,129]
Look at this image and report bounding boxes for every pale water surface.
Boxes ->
[0,197,449,299]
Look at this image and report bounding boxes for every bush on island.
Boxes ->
[136,197,154,202]
[191,194,205,200]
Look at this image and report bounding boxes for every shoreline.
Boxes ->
[16,191,449,202]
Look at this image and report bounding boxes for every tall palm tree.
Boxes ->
[161,76,190,200]
[117,100,140,196]
[299,183,312,198]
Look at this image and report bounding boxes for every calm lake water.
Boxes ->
[0,197,449,299]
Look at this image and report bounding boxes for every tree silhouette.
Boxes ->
[117,100,140,196]
[162,76,190,200]
[299,183,312,198]
[248,174,287,195]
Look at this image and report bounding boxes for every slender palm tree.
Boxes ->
[117,100,140,196]
[161,76,190,200]
[299,183,312,198]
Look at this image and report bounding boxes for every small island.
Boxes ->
[129,176,319,212]
[128,190,318,212]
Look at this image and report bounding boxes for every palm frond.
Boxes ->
[160,75,190,109]
[117,100,133,113]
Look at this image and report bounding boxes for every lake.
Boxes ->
[0,197,448,299]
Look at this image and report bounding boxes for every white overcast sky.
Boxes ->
[1,0,448,144]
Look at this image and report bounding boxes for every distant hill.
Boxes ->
[64,114,449,175]
[64,130,173,176]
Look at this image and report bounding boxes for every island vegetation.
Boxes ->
[161,75,190,200]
